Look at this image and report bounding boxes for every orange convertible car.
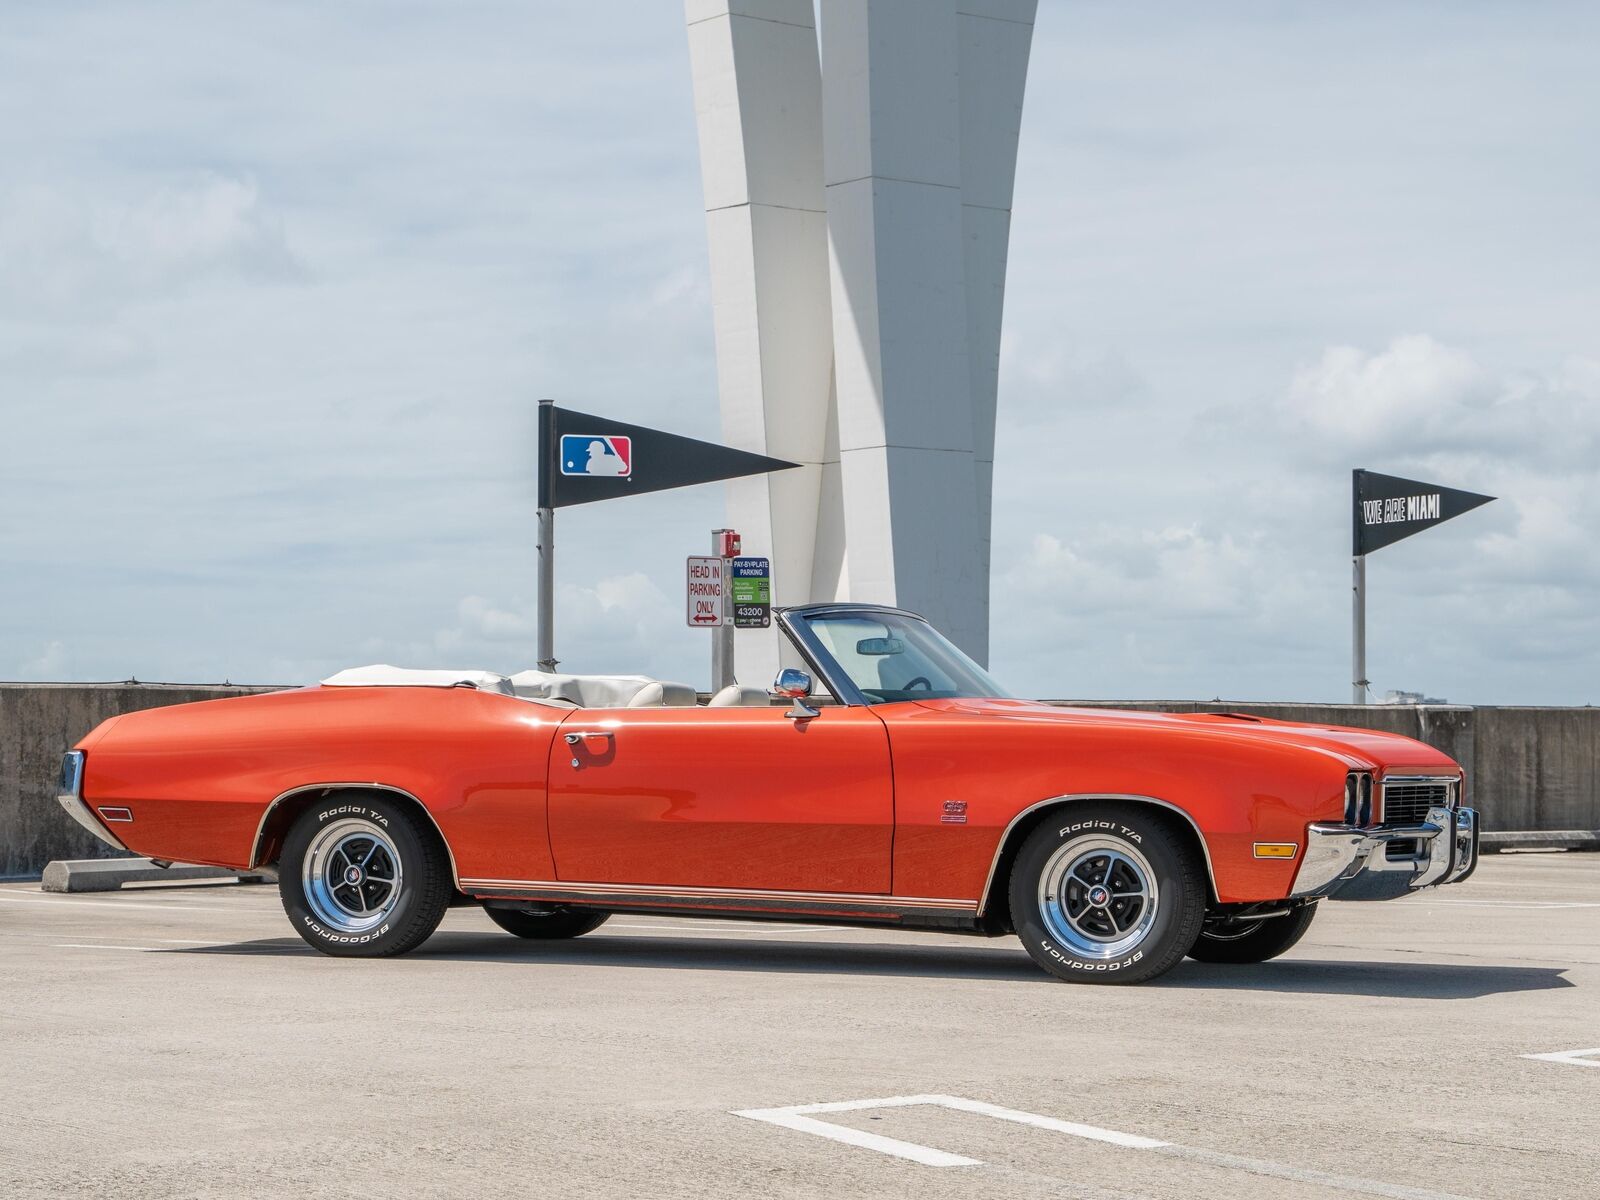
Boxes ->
[56,604,1478,983]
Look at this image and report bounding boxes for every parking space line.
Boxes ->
[1521,1047,1600,1068]
[1421,900,1600,910]
[52,943,161,952]
[733,1094,1476,1198]
[0,892,250,913]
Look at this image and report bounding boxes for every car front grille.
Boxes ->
[1381,779,1455,826]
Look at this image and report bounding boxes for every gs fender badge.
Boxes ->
[940,800,968,825]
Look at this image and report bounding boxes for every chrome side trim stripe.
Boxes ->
[460,878,978,912]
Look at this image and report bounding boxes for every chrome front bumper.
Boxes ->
[1290,806,1478,901]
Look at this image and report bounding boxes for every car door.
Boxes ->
[545,705,893,894]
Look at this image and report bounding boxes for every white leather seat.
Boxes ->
[707,684,771,708]
[508,671,697,708]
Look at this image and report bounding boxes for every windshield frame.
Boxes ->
[777,603,1010,706]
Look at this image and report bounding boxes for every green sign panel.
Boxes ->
[730,556,771,628]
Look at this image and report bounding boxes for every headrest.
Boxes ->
[707,684,771,707]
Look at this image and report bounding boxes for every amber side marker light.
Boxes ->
[1253,843,1298,859]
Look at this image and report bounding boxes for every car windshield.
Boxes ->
[794,611,1011,704]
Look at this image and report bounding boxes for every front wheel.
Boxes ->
[484,905,609,939]
[279,792,453,957]
[1188,903,1317,963]
[1008,803,1206,984]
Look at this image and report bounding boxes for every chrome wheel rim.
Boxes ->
[302,818,403,934]
[1037,835,1159,959]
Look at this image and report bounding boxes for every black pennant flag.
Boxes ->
[538,403,798,509]
[1353,469,1495,556]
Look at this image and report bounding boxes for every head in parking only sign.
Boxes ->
[686,556,725,627]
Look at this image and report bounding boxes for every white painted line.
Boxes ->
[733,1095,1477,1198]
[1521,1047,1600,1068]
[52,943,160,952]
[922,1095,1170,1149]
[1421,900,1600,910]
[0,892,244,913]
[735,1098,980,1166]
[733,1094,1166,1168]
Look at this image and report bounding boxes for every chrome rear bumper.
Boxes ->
[56,750,129,853]
[1290,806,1478,901]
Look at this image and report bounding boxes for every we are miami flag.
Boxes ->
[1352,469,1495,555]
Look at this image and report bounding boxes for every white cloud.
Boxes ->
[1281,335,1600,465]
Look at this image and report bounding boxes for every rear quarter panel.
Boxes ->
[79,687,565,883]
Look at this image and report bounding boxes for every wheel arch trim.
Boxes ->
[250,782,461,890]
[977,793,1219,917]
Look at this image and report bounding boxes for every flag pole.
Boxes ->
[537,399,557,673]
[1351,553,1367,704]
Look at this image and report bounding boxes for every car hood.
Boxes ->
[909,697,1459,774]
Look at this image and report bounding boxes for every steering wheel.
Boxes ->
[903,676,933,692]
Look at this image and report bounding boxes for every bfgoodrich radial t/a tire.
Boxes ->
[484,906,609,939]
[279,792,452,958]
[1008,803,1206,984]
[1187,903,1318,964]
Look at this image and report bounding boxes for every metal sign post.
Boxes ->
[536,399,557,672]
[1351,555,1367,704]
[1350,469,1494,704]
[712,530,738,691]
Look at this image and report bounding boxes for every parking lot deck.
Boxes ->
[1,853,1596,1199]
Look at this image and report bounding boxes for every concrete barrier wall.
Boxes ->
[1049,700,1597,835]
[0,683,277,879]
[2,684,1595,878]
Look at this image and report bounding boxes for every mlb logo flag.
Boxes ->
[560,434,632,478]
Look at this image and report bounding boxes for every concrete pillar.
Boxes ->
[821,0,984,657]
[686,0,1035,667]
[685,0,836,685]
[959,2,1037,643]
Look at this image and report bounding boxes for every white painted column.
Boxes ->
[686,0,836,685]
[959,2,1036,662]
[821,0,986,658]
[686,0,1035,668]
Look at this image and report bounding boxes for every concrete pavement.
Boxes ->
[1,854,1596,1199]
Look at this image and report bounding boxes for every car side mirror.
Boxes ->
[772,668,820,720]
[772,668,812,699]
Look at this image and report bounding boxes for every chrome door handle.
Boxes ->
[564,731,614,746]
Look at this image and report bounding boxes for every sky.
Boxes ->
[2,1,1597,704]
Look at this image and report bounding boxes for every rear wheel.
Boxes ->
[1188,903,1317,963]
[1008,803,1206,984]
[484,906,609,939]
[279,793,452,957]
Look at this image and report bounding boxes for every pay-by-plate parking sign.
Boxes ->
[686,556,726,627]
[730,556,771,628]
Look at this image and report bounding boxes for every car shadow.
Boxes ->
[1153,957,1573,1000]
[169,933,1572,997]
